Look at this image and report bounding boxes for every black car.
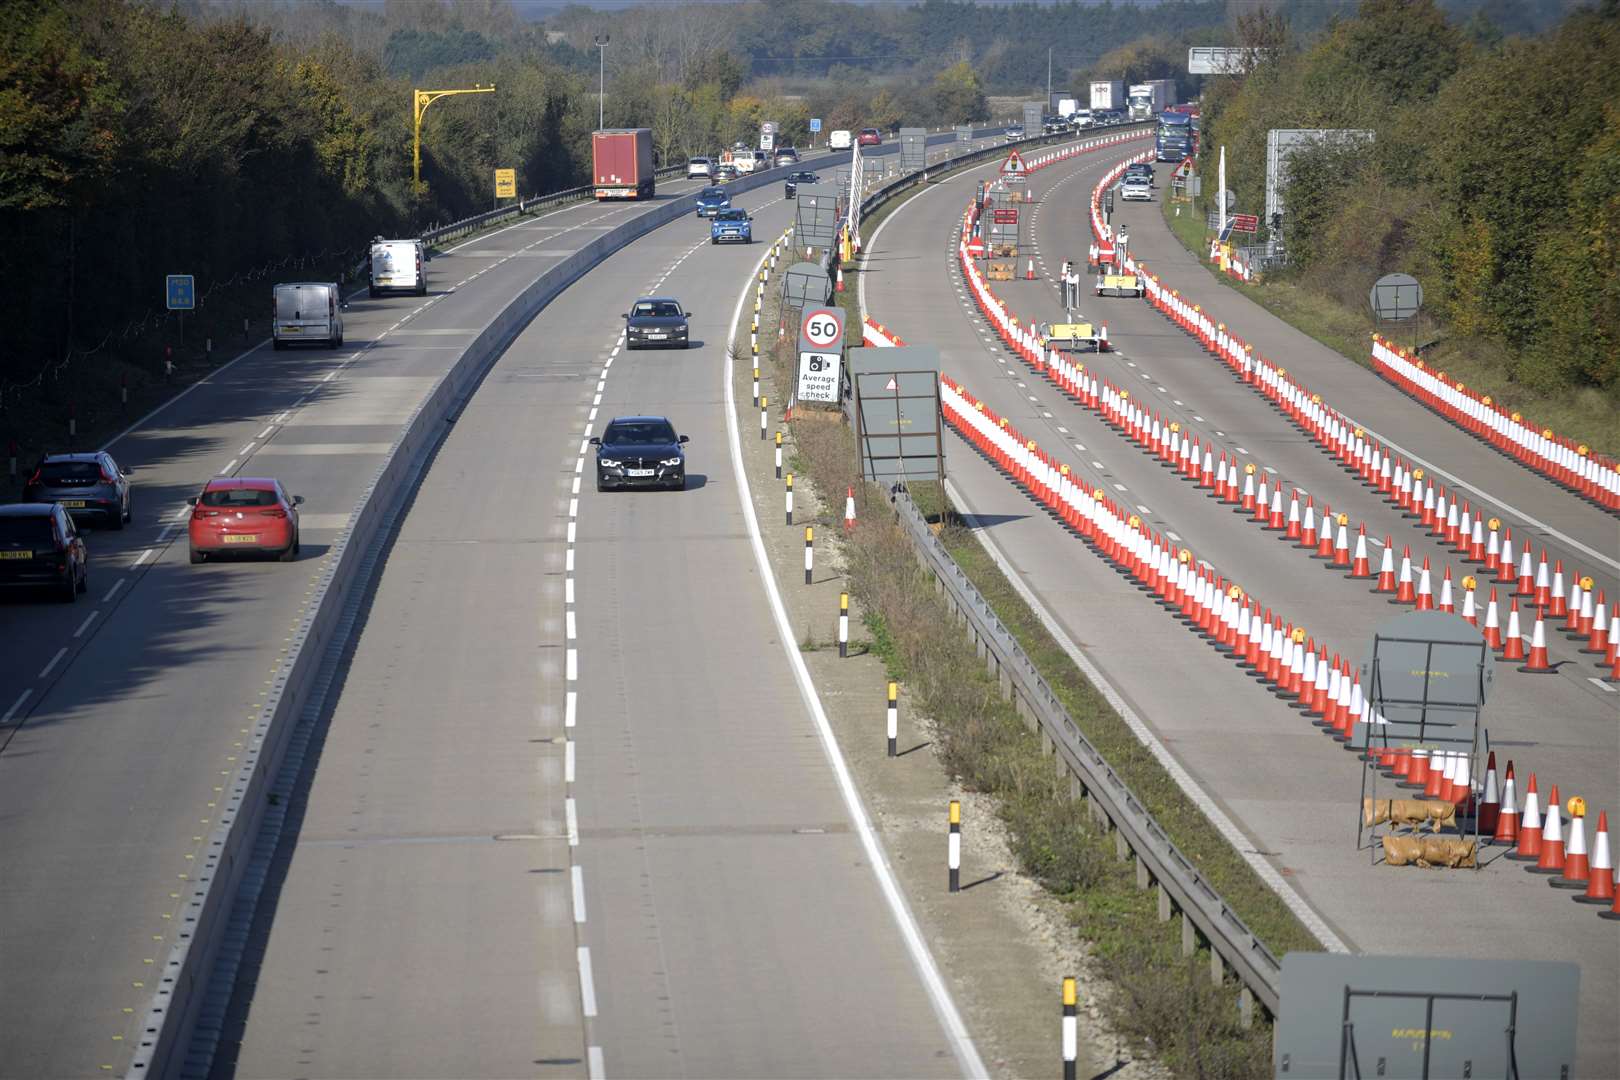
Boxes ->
[624,297,690,350]
[784,171,820,198]
[0,503,88,602]
[24,451,132,529]
[1124,162,1155,186]
[591,416,689,491]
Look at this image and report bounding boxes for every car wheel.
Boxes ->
[190,548,205,564]
[711,237,717,245]
[279,536,297,562]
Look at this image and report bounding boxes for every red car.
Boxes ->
[857,128,882,146]
[187,477,302,563]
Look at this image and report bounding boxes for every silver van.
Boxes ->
[272,282,344,350]
[369,238,427,297]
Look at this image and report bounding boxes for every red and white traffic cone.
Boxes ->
[1460,578,1477,623]
[1553,799,1590,889]
[1576,812,1614,905]
[1413,557,1434,610]
[1372,541,1396,593]
[1518,613,1557,674]
[1026,258,1036,280]
[835,265,845,292]
[1348,526,1371,578]
[1506,774,1542,860]
[1530,784,1565,875]
[1393,546,1417,604]
[1482,588,1503,648]
[1500,604,1526,662]
[1437,566,1455,613]
[843,486,857,532]
[1532,549,1551,606]
[1583,593,1611,655]
[1548,559,1568,617]
[1491,762,1519,845]
[1514,546,1535,597]
[1478,751,1501,836]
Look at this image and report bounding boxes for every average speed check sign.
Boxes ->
[799,306,844,352]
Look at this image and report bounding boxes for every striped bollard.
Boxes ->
[753,366,760,407]
[804,526,814,585]
[774,431,783,479]
[948,800,961,892]
[838,593,850,657]
[886,681,898,756]
[785,473,794,526]
[1062,978,1078,1080]
[760,395,768,440]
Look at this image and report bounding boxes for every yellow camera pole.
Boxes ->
[413,85,495,194]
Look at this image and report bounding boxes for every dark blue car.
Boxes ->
[695,186,730,218]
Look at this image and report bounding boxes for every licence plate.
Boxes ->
[222,534,259,544]
[646,333,667,339]
[627,469,654,477]
[60,500,86,508]
[282,326,300,333]
[0,550,31,560]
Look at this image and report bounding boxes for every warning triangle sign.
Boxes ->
[1001,149,1026,175]
[884,376,899,391]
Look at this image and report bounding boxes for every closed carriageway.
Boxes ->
[215,179,976,1075]
[860,144,1619,1074]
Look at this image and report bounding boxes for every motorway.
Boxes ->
[0,131,998,1077]
[860,141,1619,1073]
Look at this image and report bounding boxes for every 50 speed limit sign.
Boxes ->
[799,306,845,353]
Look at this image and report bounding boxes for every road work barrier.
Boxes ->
[1081,155,1615,688]
[126,147,847,1080]
[1368,337,1619,513]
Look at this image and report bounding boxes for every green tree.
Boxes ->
[930,60,987,123]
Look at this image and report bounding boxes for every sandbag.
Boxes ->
[1382,835,1477,869]
[1362,797,1458,833]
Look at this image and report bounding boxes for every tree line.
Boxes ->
[1200,0,1620,397]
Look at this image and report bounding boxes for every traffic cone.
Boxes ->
[1531,549,1551,605]
[1547,559,1567,616]
[1393,546,1416,603]
[1283,491,1302,539]
[1413,558,1434,610]
[1491,762,1519,845]
[1298,498,1317,548]
[1573,584,1595,637]
[1497,528,1517,583]
[1322,515,1344,561]
[1506,774,1542,860]
[1437,567,1455,612]
[1348,526,1371,578]
[1372,541,1396,593]
[1399,748,1431,791]
[1424,749,1449,799]
[835,265,845,292]
[1026,258,1036,280]
[1500,604,1526,662]
[1553,799,1590,888]
[1478,752,1501,836]
[1514,546,1534,596]
[1482,588,1503,648]
[1564,578,1587,636]
[1583,593,1611,654]
[1460,580,1477,624]
[843,486,856,532]
[1529,784,1565,874]
[1518,614,1557,674]
[1576,812,1614,905]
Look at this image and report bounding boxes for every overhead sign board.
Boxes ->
[1188,46,1270,75]
[1001,149,1027,175]
[494,168,516,198]
[165,274,195,311]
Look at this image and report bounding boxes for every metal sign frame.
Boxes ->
[851,352,944,486]
[1265,129,1374,226]
[899,127,927,173]
[780,260,831,311]
[1370,273,1423,321]
[794,185,843,251]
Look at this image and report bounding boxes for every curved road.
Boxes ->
[860,142,1619,1074]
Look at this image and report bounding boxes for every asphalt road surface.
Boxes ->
[860,142,1619,1075]
[214,182,974,1077]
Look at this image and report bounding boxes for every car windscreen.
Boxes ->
[716,210,747,222]
[603,421,677,445]
[632,302,682,318]
[700,188,725,199]
[39,460,101,484]
[690,158,709,165]
[0,517,55,545]
[200,487,279,508]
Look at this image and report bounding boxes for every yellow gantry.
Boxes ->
[412,85,496,193]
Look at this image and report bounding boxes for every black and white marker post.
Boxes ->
[759,395,768,440]
[838,592,850,657]
[774,431,783,479]
[753,365,760,407]
[886,681,898,757]
[785,473,794,526]
[803,526,814,585]
[1062,977,1078,1080]
[947,800,961,892]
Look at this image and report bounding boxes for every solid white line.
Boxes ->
[587,1046,605,1080]
[565,798,579,847]
[2,689,31,724]
[72,611,99,638]
[565,690,577,728]
[576,946,597,1016]
[102,578,127,603]
[38,647,68,680]
[728,244,988,1080]
[571,865,587,923]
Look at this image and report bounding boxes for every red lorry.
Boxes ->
[592,128,655,200]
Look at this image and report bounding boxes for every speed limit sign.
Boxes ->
[799,307,845,353]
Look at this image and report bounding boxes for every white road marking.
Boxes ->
[565,577,575,605]
[238,442,256,456]
[571,866,587,923]
[38,647,67,680]
[1113,483,1128,491]
[72,611,99,638]
[565,691,577,728]
[322,370,337,382]
[564,740,576,782]
[1589,678,1616,694]
[102,578,127,603]
[1165,531,1182,542]
[566,611,577,641]
[576,946,597,1015]
[565,648,578,681]
[568,497,579,519]
[256,425,274,439]
[565,799,579,847]
[1136,505,1152,515]
[132,549,155,569]
[2,689,31,724]
[587,1047,605,1080]
[219,459,238,475]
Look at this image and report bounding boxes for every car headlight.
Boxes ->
[660,457,682,467]
[599,458,621,468]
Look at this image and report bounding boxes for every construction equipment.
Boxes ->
[1041,322,1105,352]
[1095,271,1143,298]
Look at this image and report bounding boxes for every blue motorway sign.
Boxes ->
[166,274,195,311]
[809,118,822,133]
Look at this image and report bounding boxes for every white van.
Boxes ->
[272,282,344,350]
[828,129,852,150]
[369,238,426,297]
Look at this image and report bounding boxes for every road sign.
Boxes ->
[799,306,844,353]
[1230,213,1260,233]
[1001,149,1026,175]
[166,274,195,311]
[494,168,516,198]
[796,351,842,403]
[809,118,822,133]
[992,208,1018,225]
[1370,272,1423,321]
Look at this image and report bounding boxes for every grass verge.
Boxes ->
[1158,197,1620,458]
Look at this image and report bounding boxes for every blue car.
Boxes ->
[710,208,752,244]
[695,186,730,218]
